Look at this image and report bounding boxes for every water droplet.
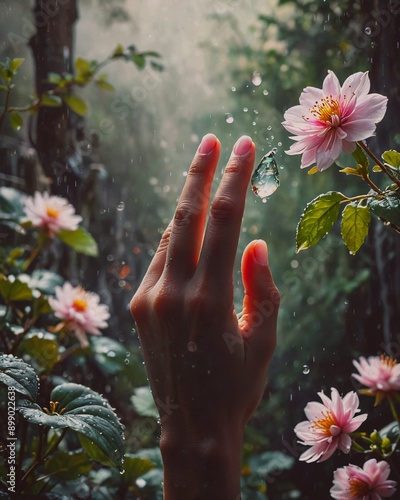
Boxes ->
[231,86,236,92]
[263,89,269,96]
[243,107,248,112]
[364,26,372,35]
[187,341,197,352]
[116,201,125,211]
[252,71,262,86]
[251,149,280,200]
[302,365,310,374]
[225,113,234,124]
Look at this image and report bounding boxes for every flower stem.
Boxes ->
[388,396,400,424]
[0,84,12,132]
[357,141,400,189]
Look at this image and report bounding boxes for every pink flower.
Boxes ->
[353,355,400,395]
[330,459,397,499]
[24,191,82,237]
[282,70,388,171]
[49,282,110,348]
[294,387,367,463]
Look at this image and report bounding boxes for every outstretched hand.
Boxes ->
[130,134,279,499]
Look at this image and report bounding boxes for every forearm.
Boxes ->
[160,431,243,500]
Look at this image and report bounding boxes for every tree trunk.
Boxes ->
[29,0,81,204]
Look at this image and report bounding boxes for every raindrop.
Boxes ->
[267,125,272,130]
[252,71,262,86]
[231,86,236,92]
[364,26,372,35]
[225,113,234,124]
[243,107,248,112]
[251,148,280,200]
[302,365,310,375]
[263,89,269,96]
[116,202,125,211]
[187,341,197,352]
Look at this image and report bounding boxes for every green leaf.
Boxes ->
[131,386,158,419]
[0,186,26,216]
[369,192,400,227]
[9,111,23,131]
[47,72,62,84]
[75,57,93,79]
[140,51,162,58]
[131,54,146,69]
[296,192,346,252]
[372,165,383,172]
[0,353,39,400]
[18,383,125,468]
[40,93,62,107]
[150,61,164,72]
[341,203,371,254]
[382,150,400,169]
[248,451,295,477]
[113,44,125,57]
[96,79,114,91]
[352,145,369,169]
[62,94,88,116]
[45,450,93,480]
[90,336,127,375]
[57,227,98,256]
[20,332,60,371]
[123,454,155,482]
[0,276,33,302]
[26,269,64,294]
[10,58,25,73]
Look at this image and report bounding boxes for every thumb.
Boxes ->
[239,240,279,356]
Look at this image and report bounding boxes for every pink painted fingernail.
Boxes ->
[254,240,269,266]
[233,135,252,156]
[198,133,217,155]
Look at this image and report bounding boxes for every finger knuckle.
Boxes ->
[152,287,182,317]
[224,158,243,174]
[210,196,237,222]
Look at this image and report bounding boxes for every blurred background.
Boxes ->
[1,0,400,497]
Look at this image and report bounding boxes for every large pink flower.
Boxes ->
[24,191,82,237]
[330,459,397,499]
[282,70,388,171]
[353,355,400,394]
[294,387,367,463]
[49,282,110,347]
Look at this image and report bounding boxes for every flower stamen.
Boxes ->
[348,477,370,496]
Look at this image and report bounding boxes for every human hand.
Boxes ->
[130,134,279,499]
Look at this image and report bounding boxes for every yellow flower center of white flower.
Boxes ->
[311,96,341,122]
[46,207,60,219]
[348,477,370,496]
[311,411,337,436]
[73,298,88,312]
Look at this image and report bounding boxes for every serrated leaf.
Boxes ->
[382,150,400,169]
[40,93,62,107]
[62,94,88,116]
[45,450,93,480]
[131,386,158,418]
[0,276,33,302]
[18,383,125,468]
[341,203,370,254]
[296,192,346,252]
[20,332,60,371]
[9,111,23,131]
[369,193,400,227]
[352,144,369,168]
[57,227,98,256]
[0,353,39,400]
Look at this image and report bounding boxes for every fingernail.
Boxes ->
[254,240,269,266]
[198,133,217,155]
[233,135,252,156]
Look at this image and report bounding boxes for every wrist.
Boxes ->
[160,428,243,500]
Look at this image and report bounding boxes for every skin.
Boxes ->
[130,134,280,499]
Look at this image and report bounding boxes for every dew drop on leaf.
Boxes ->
[302,365,310,374]
[251,148,280,200]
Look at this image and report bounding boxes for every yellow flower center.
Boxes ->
[380,354,397,368]
[348,477,370,497]
[311,411,337,435]
[46,206,60,219]
[311,96,341,122]
[73,298,88,312]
